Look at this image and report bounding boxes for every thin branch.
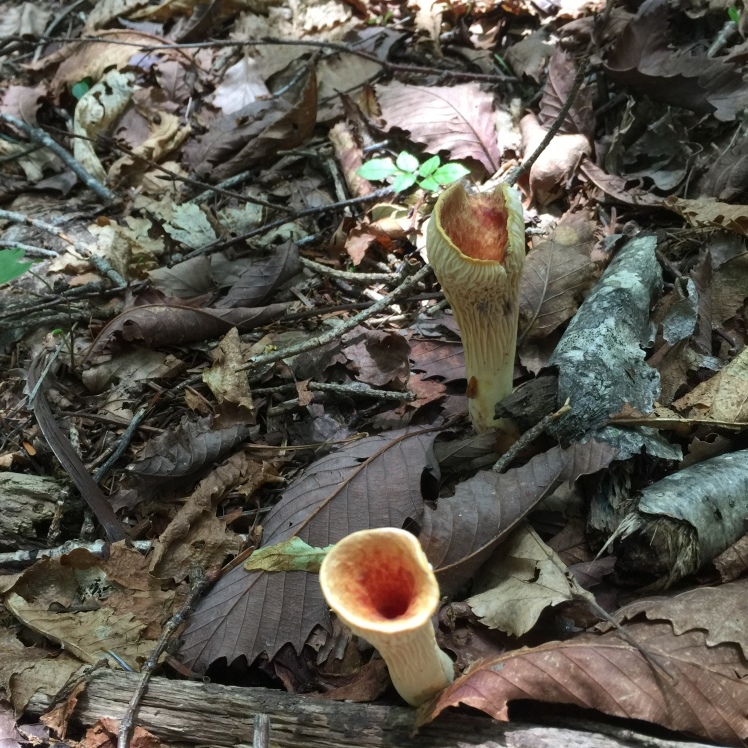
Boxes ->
[0,209,126,286]
[240,263,433,372]
[505,57,590,187]
[41,36,516,84]
[0,112,116,203]
[117,571,219,748]
[182,189,393,261]
[492,403,571,473]
[299,256,400,282]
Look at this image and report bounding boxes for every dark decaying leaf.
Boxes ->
[180,428,439,670]
[343,329,411,388]
[85,303,288,360]
[518,212,600,343]
[606,0,748,121]
[420,440,619,594]
[409,339,466,383]
[376,82,500,173]
[419,620,748,746]
[127,417,250,480]
[537,47,594,139]
[215,241,301,309]
[548,235,662,445]
[612,577,748,657]
[186,64,317,183]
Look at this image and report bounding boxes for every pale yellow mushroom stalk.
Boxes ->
[427,182,525,432]
[319,528,453,706]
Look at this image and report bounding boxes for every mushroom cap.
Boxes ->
[427,181,524,314]
[426,181,525,431]
[319,527,439,636]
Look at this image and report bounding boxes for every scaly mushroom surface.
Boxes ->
[427,182,525,432]
[319,528,453,706]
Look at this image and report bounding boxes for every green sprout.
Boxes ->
[728,5,740,23]
[0,248,34,285]
[357,151,470,194]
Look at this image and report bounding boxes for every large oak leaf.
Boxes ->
[376,82,500,173]
[180,427,438,670]
[420,581,748,746]
[421,440,618,594]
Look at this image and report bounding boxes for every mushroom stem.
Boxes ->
[426,182,525,432]
[319,528,453,706]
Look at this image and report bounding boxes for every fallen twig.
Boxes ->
[0,112,116,203]
[0,209,126,286]
[240,263,433,372]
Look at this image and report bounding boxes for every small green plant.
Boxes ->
[0,248,34,285]
[357,151,470,194]
[728,5,740,23]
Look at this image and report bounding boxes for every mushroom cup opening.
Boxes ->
[319,529,439,634]
[438,184,510,264]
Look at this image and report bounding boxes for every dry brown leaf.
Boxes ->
[149,451,274,581]
[186,65,317,183]
[408,339,466,383]
[420,617,748,746]
[85,303,288,361]
[538,47,594,139]
[466,524,593,637]
[665,195,748,236]
[420,440,619,594]
[377,81,501,173]
[518,211,600,342]
[672,345,748,422]
[520,113,591,204]
[343,328,411,388]
[27,31,167,97]
[202,327,255,416]
[127,417,249,480]
[0,630,81,715]
[606,0,748,121]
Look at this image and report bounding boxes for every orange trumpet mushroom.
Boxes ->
[319,528,453,706]
[427,182,525,432]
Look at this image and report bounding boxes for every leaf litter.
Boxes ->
[2,0,748,743]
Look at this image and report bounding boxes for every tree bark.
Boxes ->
[26,670,715,748]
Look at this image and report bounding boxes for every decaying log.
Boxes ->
[26,670,715,748]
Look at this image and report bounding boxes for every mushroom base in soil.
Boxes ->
[319,528,454,707]
[426,181,525,433]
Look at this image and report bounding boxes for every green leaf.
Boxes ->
[432,162,470,185]
[729,5,740,23]
[71,79,92,100]
[418,155,441,177]
[418,176,441,191]
[357,158,398,181]
[0,248,34,285]
[391,171,418,193]
[395,151,420,173]
[243,537,334,573]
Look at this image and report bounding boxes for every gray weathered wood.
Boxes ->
[0,473,62,549]
[26,671,715,748]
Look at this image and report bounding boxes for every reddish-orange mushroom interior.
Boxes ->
[440,189,509,263]
[354,558,416,621]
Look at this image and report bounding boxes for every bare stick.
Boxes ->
[117,571,218,748]
[41,36,516,84]
[0,112,116,203]
[239,264,432,372]
[299,256,400,282]
[492,403,571,473]
[182,189,393,261]
[0,209,126,286]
